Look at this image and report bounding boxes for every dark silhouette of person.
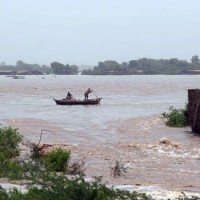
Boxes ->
[66,92,73,100]
[84,88,92,100]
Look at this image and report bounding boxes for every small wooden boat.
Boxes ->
[54,98,101,105]
[13,75,25,79]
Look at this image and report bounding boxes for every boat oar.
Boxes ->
[92,91,101,105]
[92,91,98,98]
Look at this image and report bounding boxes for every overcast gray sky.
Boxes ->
[0,0,199,66]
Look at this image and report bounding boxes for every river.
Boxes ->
[1,75,200,199]
[0,75,193,143]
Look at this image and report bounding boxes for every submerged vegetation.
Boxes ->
[162,105,189,127]
[110,160,128,178]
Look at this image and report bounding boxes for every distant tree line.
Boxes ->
[1,56,200,75]
[0,61,79,75]
[50,62,78,75]
[16,60,52,74]
[82,55,200,75]
[0,60,52,74]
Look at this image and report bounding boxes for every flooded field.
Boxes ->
[1,75,200,199]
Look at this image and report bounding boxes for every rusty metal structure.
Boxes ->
[188,89,200,133]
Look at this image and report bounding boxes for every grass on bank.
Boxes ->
[161,105,189,127]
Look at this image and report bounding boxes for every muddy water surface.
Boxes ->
[1,75,200,198]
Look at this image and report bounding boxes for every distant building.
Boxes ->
[185,70,200,75]
[0,70,43,75]
[0,70,15,75]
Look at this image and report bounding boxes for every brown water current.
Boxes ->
[1,75,200,198]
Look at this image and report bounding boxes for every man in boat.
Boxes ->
[66,92,73,100]
[84,88,92,100]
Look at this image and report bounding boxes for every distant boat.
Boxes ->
[54,98,101,105]
[13,75,25,79]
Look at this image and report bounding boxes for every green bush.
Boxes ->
[0,127,22,158]
[44,147,70,172]
[0,159,44,180]
[0,174,152,200]
[1,172,200,200]
[0,186,9,200]
[0,152,6,162]
[162,106,188,127]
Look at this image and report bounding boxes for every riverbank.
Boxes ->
[2,115,200,199]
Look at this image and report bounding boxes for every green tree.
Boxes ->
[0,127,22,159]
[191,55,200,64]
[51,62,78,74]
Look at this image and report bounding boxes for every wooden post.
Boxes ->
[188,89,200,133]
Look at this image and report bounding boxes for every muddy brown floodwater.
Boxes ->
[1,75,200,199]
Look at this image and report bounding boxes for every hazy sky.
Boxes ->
[0,0,200,66]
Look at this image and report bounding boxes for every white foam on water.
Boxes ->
[156,146,200,159]
[0,183,27,192]
[115,185,200,200]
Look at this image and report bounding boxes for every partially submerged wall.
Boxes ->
[188,89,200,133]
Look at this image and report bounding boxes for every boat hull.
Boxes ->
[54,98,101,105]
